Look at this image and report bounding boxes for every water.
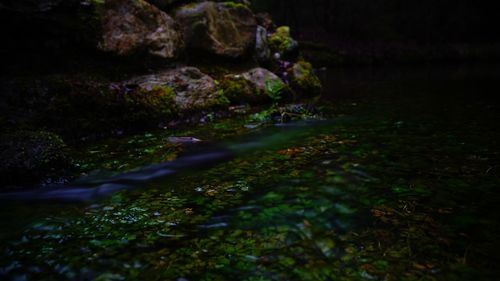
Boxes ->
[1,64,499,280]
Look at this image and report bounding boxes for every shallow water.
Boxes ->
[1,64,500,280]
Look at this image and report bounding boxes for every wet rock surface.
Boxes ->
[123,67,222,111]
[99,0,184,59]
[175,1,257,58]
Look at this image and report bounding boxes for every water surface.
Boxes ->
[1,64,499,280]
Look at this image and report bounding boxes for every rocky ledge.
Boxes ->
[0,0,322,189]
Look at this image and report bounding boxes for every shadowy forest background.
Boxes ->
[251,0,498,44]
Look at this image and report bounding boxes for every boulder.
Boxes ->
[175,1,257,58]
[123,67,226,111]
[0,130,73,187]
[99,0,184,59]
[221,68,287,103]
[0,0,184,60]
[289,61,322,95]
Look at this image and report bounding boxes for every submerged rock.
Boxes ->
[0,131,73,187]
[175,1,257,58]
[124,67,225,111]
[99,0,184,59]
[166,136,202,144]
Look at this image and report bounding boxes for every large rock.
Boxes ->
[0,0,184,60]
[99,0,184,59]
[289,61,322,96]
[221,68,287,103]
[123,67,225,111]
[175,1,257,58]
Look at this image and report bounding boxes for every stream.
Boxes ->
[1,64,500,280]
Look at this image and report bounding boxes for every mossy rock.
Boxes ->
[41,78,179,137]
[218,76,258,104]
[175,1,257,58]
[0,130,73,187]
[118,85,178,125]
[289,60,322,96]
[268,26,299,58]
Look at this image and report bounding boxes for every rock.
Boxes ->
[255,12,276,31]
[166,136,202,144]
[289,61,322,96]
[268,26,299,58]
[0,131,73,187]
[99,0,184,59]
[240,68,284,94]
[219,76,257,104]
[255,26,271,62]
[146,0,183,10]
[175,1,257,58]
[221,68,287,103]
[0,0,184,60]
[123,67,226,111]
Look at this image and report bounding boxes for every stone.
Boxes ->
[175,1,257,58]
[99,0,184,59]
[221,68,287,103]
[255,26,271,62]
[289,61,322,95]
[240,68,284,92]
[123,67,223,111]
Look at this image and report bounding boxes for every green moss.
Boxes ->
[222,1,249,9]
[215,88,231,107]
[219,76,257,104]
[290,60,322,95]
[264,78,285,100]
[268,26,298,56]
[123,85,178,125]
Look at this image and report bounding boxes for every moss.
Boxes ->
[290,60,322,96]
[214,87,231,107]
[41,80,179,137]
[268,26,298,56]
[264,78,286,100]
[219,76,256,104]
[0,130,73,187]
[122,85,178,125]
[222,1,249,9]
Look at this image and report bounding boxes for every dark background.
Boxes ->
[251,0,499,45]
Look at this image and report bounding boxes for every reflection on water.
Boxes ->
[1,64,500,280]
